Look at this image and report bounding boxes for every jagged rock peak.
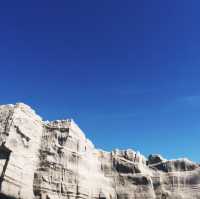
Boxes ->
[148,154,167,165]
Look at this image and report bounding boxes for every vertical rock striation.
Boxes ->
[0,103,43,199]
[0,103,199,199]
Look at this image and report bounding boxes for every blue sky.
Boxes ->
[0,0,200,162]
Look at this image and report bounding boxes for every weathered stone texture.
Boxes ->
[0,103,199,199]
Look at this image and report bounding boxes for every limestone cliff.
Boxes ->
[0,103,199,199]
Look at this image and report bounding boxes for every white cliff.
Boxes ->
[0,103,199,199]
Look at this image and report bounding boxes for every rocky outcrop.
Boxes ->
[0,103,199,199]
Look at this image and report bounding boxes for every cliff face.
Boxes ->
[0,103,200,199]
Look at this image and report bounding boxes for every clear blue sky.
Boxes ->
[0,0,200,162]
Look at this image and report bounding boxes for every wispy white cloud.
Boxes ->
[80,112,138,120]
[179,95,200,107]
[111,87,157,96]
[105,113,137,119]
[160,95,200,113]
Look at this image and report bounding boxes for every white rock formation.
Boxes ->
[0,103,199,199]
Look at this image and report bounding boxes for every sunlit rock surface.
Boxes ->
[0,103,199,199]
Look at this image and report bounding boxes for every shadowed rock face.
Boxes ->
[0,103,199,199]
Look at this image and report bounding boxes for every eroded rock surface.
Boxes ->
[0,103,199,199]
